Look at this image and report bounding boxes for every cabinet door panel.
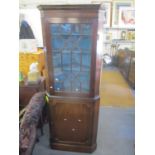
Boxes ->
[50,23,92,93]
[50,100,92,144]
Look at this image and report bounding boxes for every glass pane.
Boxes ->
[50,23,92,93]
[52,36,64,50]
[80,72,90,92]
[72,81,80,92]
[51,24,59,34]
[64,80,71,91]
[81,24,91,35]
[62,53,71,71]
[72,53,81,71]
[80,72,90,83]
[53,53,61,68]
[69,35,80,49]
[71,72,80,81]
[72,49,81,53]
[62,49,70,53]
[65,36,73,49]
[79,36,91,49]
[60,24,72,34]
[54,71,66,82]
[61,35,70,42]
[82,53,91,71]
[83,50,91,53]
[81,81,90,92]
[54,82,63,91]
[72,24,80,35]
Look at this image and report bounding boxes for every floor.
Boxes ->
[33,107,135,155]
[100,67,134,107]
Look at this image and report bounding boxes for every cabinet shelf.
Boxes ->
[104,27,135,30]
[104,40,135,44]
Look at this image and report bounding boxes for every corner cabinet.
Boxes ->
[38,5,103,153]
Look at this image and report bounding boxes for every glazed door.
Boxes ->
[46,20,97,97]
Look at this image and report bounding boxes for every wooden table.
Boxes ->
[19,77,45,110]
[117,49,135,88]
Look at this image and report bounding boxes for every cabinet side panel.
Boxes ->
[95,9,104,96]
[40,11,52,94]
[91,99,100,144]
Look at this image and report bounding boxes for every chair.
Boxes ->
[19,92,45,155]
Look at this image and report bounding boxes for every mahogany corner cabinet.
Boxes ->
[38,4,103,153]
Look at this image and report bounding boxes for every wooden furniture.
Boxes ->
[19,92,45,155]
[128,56,135,88]
[117,49,135,88]
[38,4,103,153]
[19,77,45,110]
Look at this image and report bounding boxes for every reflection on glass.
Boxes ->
[54,72,65,82]
[60,24,72,34]
[72,81,80,92]
[54,82,63,91]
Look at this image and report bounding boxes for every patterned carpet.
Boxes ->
[100,67,135,107]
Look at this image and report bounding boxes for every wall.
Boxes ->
[19,9,43,47]
[101,0,135,55]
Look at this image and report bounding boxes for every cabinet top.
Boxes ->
[37,4,101,11]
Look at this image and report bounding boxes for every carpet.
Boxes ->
[100,68,134,107]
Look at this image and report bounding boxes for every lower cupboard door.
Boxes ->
[49,100,93,144]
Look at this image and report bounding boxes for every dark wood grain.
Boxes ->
[19,78,45,109]
[117,49,135,88]
[48,96,99,152]
[38,4,100,11]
